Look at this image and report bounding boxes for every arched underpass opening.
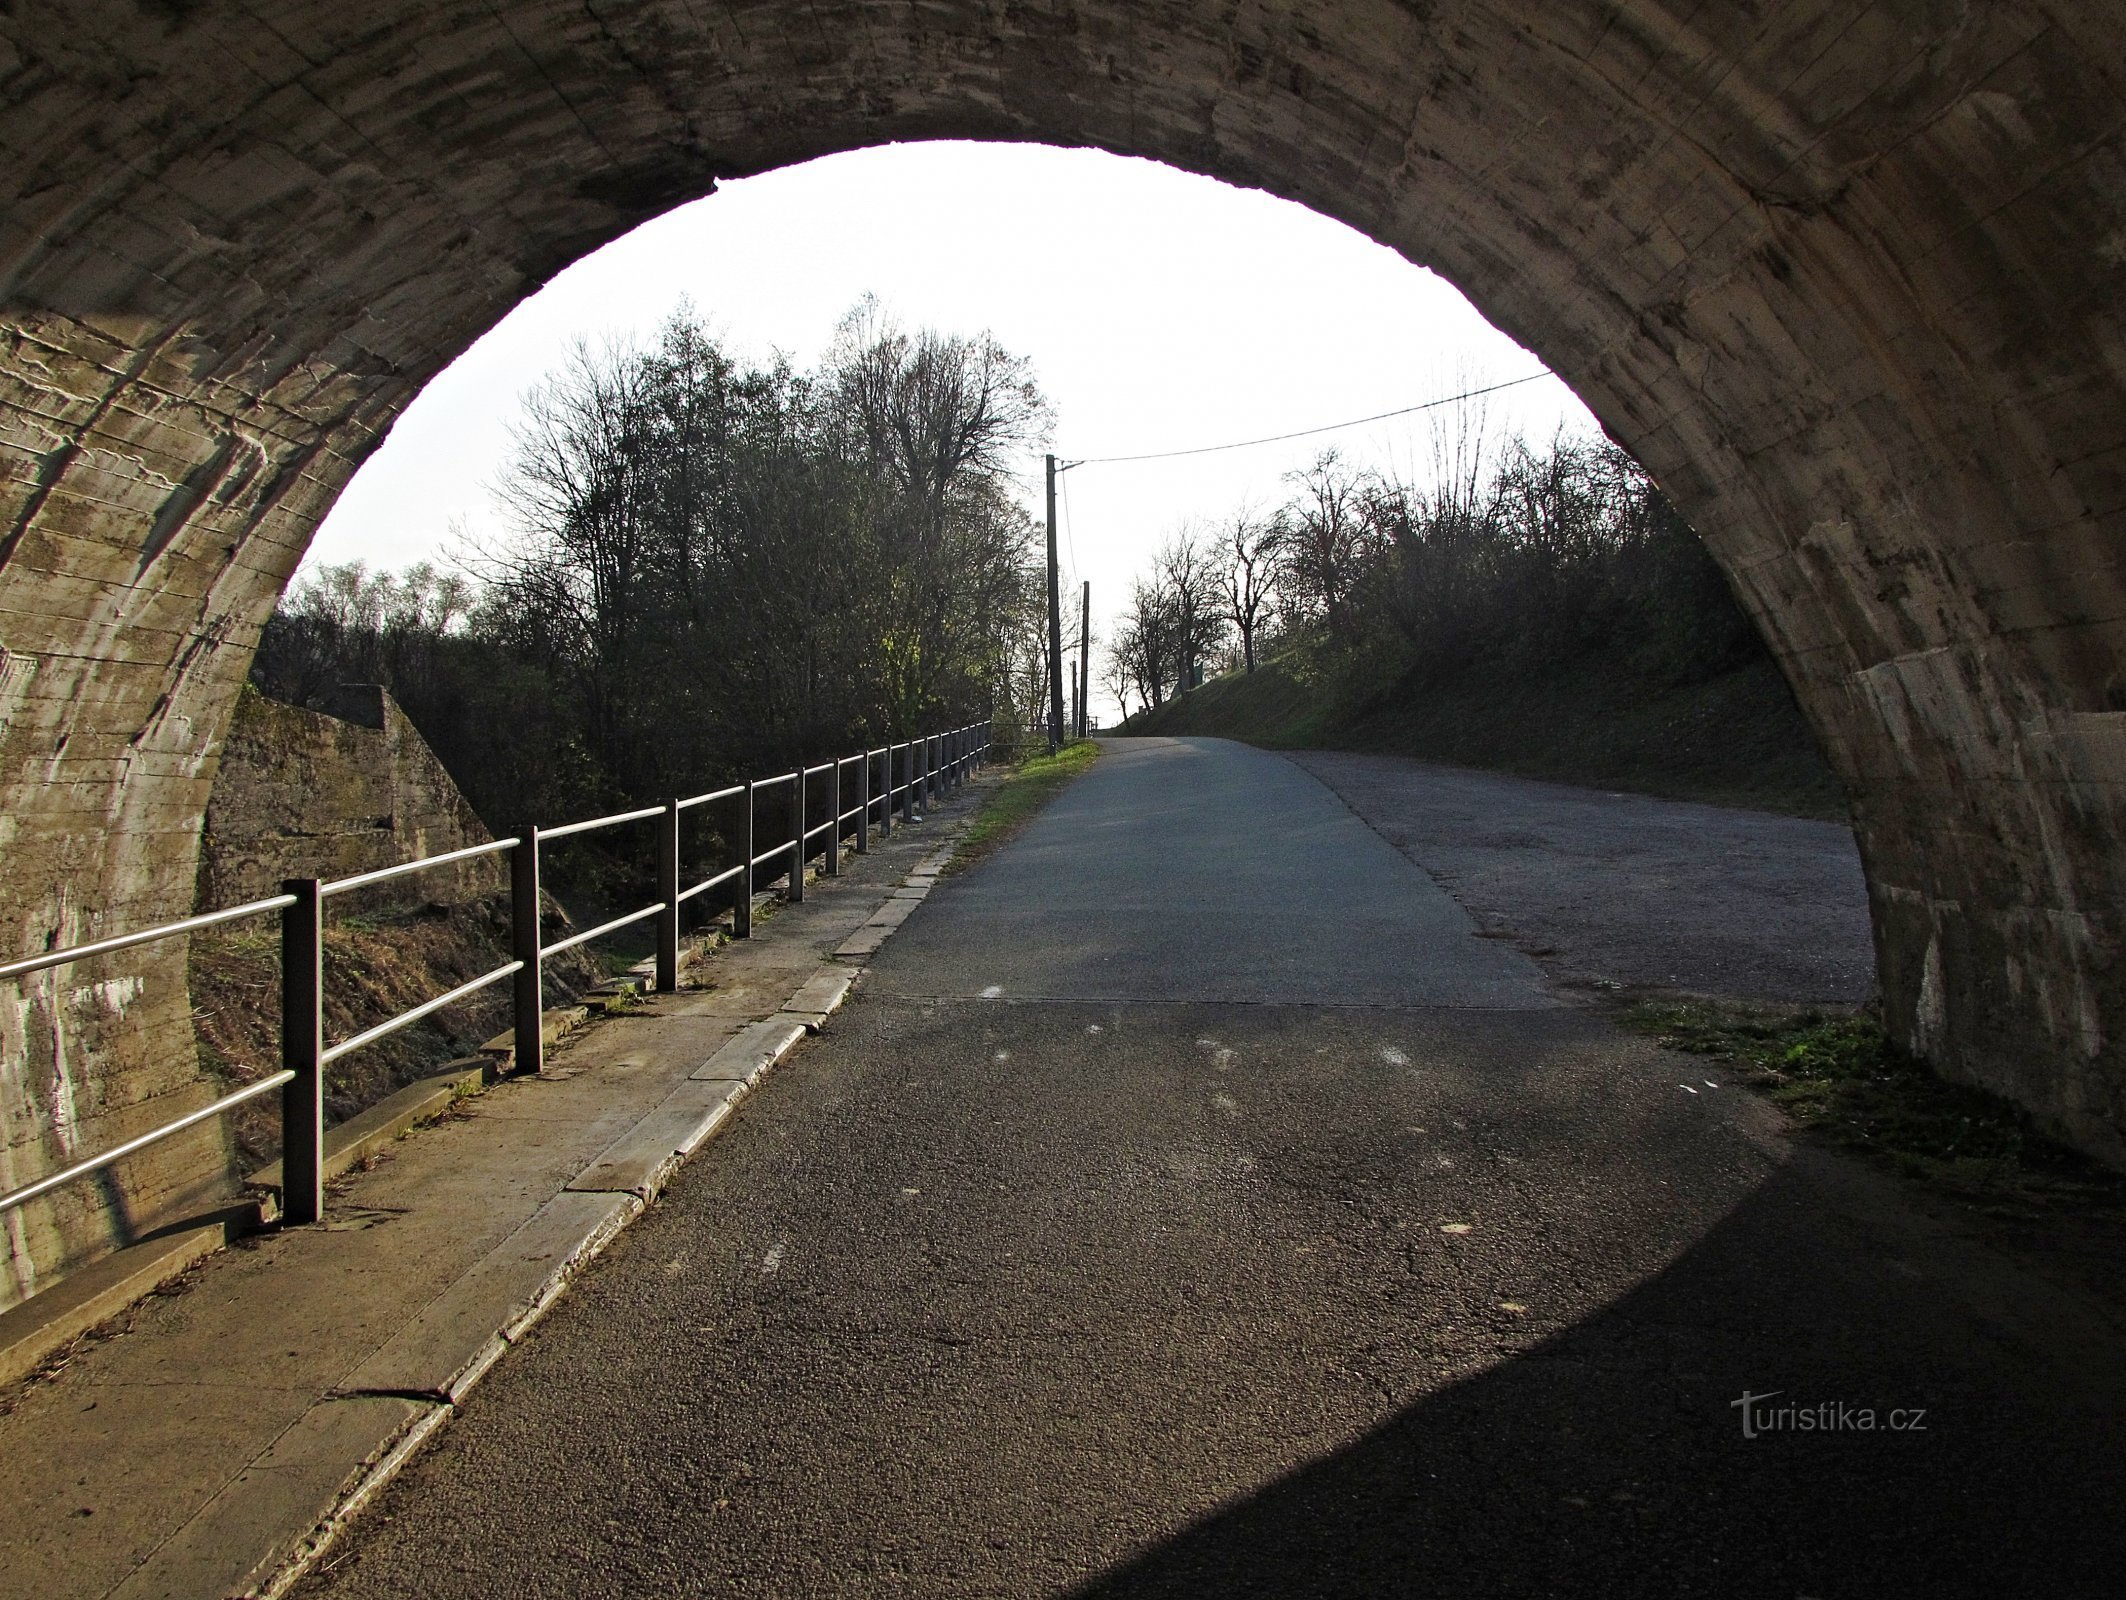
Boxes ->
[4,2,2125,1297]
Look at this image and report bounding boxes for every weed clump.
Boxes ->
[1624,999,2126,1211]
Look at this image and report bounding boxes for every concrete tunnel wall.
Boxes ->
[2,0,2124,1294]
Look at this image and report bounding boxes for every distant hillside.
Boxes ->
[1120,651,1847,821]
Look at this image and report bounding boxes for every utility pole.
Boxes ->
[1070,661,1079,742]
[1046,453,1065,753]
[1078,580,1091,738]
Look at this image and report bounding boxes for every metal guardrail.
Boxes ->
[0,722,992,1226]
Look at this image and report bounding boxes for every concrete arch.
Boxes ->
[3,1,2124,1289]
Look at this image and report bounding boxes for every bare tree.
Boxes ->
[1154,527,1227,695]
[1109,577,1177,711]
[1278,450,1377,642]
[1219,505,1281,673]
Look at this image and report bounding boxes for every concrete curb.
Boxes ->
[247,1058,491,1198]
[782,968,855,1031]
[239,790,986,1599]
[0,1211,252,1387]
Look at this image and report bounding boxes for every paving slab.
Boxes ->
[0,1377,324,1600]
[833,926,891,960]
[336,1190,643,1402]
[689,1018,808,1085]
[106,1397,442,1600]
[781,969,855,1031]
[567,1077,752,1200]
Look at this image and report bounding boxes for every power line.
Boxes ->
[1059,371,1554,469]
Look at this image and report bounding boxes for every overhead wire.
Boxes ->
[1058,371,1554,469]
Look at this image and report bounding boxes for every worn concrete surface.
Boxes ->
[0,784,976,1600]
[1292,749,1875,1004]
[300,738,2126,1599]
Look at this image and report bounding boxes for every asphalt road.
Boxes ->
[305,737,2126,1599]
[1292,749,1875,1004]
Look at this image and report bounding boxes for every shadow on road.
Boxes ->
[1069,1156,2126,1600]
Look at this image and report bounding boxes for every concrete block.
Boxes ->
[247,1060,487,1194]
[104,1395,446,1600]
[688,1017,808,1084]
[566,1077,750,1200]
[479,1004,591,1064]
[0,1217,238,1386]
[335,1190,641,1401]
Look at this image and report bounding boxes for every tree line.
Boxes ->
[1104,424,1764,719]
[254,300,1062,856]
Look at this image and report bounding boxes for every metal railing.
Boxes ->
[0,722,992,1227]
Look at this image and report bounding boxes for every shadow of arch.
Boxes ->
[3,2,2125,1292]
[1065,1148,2126,1598]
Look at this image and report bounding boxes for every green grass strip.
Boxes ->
[946,740,1101,875]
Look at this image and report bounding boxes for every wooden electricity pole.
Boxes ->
[1046,454,1065,752]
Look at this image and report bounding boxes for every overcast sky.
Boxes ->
[309,141,1599,721]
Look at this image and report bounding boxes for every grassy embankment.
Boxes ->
[1120,650,1845,820]
[947,740,1100,875]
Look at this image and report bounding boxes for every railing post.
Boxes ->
[279,877,324,1226]
[735,780,754,938]
[826,758,842,876]
[788,766,805,903]
[900,742,914,825]
[880,747,893,838]
[511,829,544,1077]
[656,799,679,993]
[855,747,870,854]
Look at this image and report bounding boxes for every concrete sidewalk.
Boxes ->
[0,778,987,1600]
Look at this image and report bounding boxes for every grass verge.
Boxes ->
[1620,996,2126,1213]
[946,740,1101,875]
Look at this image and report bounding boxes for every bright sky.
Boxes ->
[309,141,1600,721]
